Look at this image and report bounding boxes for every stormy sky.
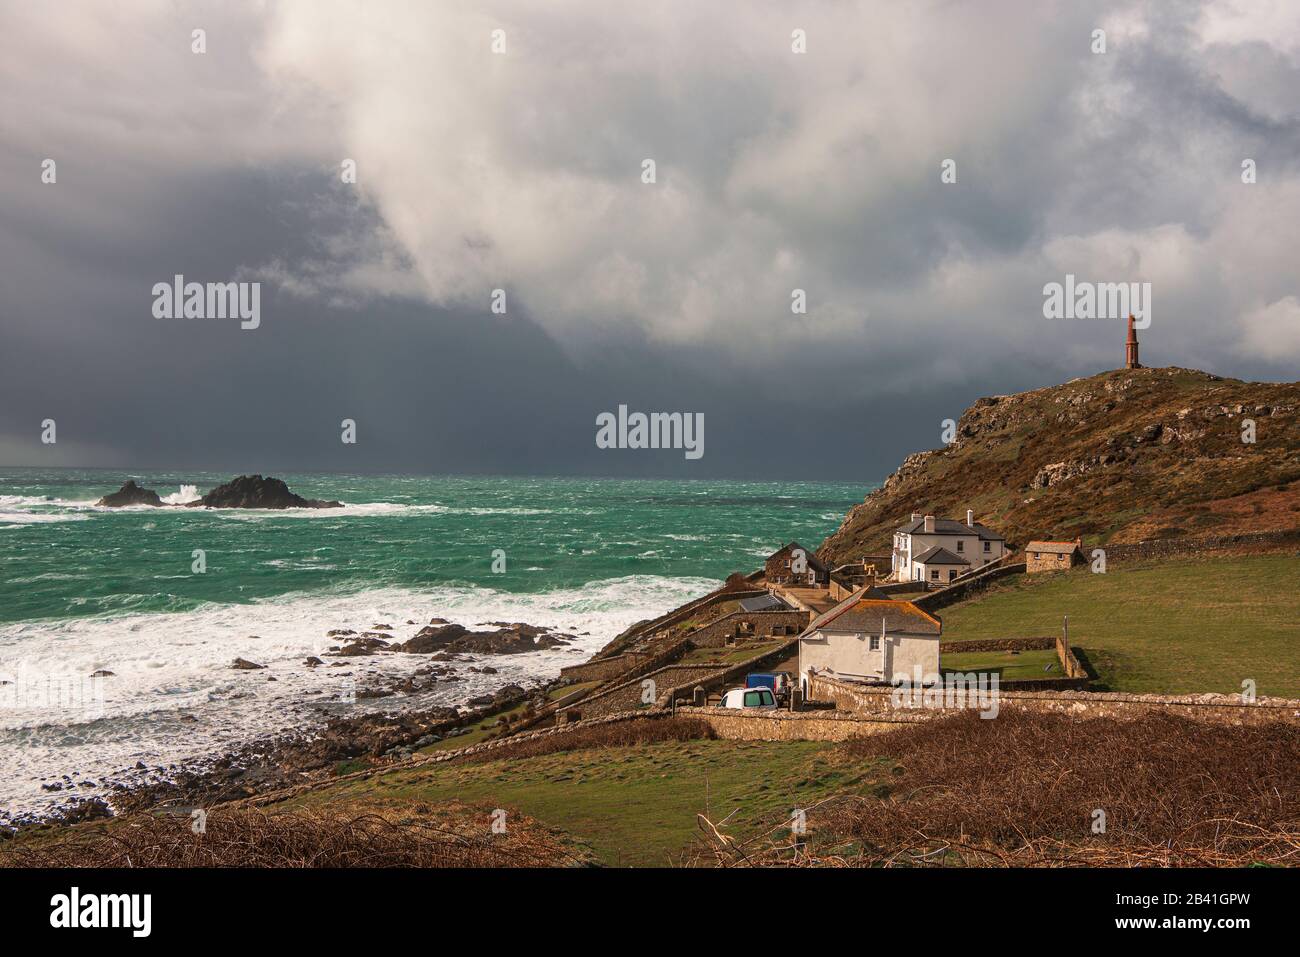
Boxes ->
[1,0,1298,480]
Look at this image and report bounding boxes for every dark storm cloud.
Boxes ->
[1,1,1297,479]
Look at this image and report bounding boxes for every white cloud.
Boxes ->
[1237,296,1300,361]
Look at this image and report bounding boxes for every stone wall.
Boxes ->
[685,609,810,648]
[559,652,651,683]
[663,640,801,706]
[594,586,767,657]
[939,636,1055,654]
[875,581,925,595]
[558,663,726,720]
[682,706,923,742]
[913,561,1026,612]
[1098,528,1300,564]
[809,673,1300,728]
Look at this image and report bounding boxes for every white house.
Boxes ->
[891,510,1006,584]
[797,587,942,691]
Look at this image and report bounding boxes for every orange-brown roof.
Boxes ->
[807,596,941,636]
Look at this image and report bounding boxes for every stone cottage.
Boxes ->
[765,541,830,586]
[1025,539,1085,573]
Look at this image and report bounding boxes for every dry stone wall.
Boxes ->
[810,674,1300,727]
[683,706,923,742]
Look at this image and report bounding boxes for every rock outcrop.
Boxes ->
[397,622,571,655]
[96,481,163,507]
[817,367,1300,564]
[189,475,342,509]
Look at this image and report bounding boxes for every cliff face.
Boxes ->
[817,367,1300,565]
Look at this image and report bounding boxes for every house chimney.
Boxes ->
[966,509,974,527]
[910,512,921,523]
[923,514,936,533]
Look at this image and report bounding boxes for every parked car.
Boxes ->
[745,671,793,705]
[720,687,777,710]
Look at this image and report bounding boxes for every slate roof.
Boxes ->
[912,545,969,566]
[894,516,1005,541]
[739,593,787,613]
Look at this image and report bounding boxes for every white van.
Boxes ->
[719,687,777,710]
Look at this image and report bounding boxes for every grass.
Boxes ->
[409,682,602,757]
[550,680,599,701]
[941,648,1060,681]
[294,739,879,866]
[679,639,784,665]
[938,554,1300,696]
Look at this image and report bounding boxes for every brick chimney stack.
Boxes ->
[923,514,936,533]
[1126,314,1141,369]
[911,512,921,523]
[966,508,974,527]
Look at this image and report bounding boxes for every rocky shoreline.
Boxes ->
[3,617,586,833]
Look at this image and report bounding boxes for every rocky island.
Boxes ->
[96,474,342,509]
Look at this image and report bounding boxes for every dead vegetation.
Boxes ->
[0,800,587,868]
[455,715,715,764]
[694,710,1300,867]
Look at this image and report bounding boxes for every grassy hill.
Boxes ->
[938,554,1300,696]
[818,367,1300,565]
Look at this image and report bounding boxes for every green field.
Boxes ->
[939,554,1300,696]
[941,648,1061,681]
[298,739,878,866]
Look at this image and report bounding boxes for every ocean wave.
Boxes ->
[0,511,89,526]
[0,574,717,814]
[0,494,598,521]
[160,484,201,505]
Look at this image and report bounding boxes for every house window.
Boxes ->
[956,540,964,552]
[949,569,958,581]
[869,635,880,651]
[1032,552,1039,559]
[984,541,991,552]
[930,569,940,580]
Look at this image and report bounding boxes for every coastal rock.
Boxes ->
[304,656,323,668]
[231,658,266,670]
[329,635,390,657]
[398,623,470,653]
[189,475,342,510]
[397,622,571,656]
[96,480,163,507]
[90,669,115,678]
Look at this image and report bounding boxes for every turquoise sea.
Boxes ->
[0,468,872,814]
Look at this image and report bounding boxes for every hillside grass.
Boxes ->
[292,739,877,866]
[938,554,1300,696]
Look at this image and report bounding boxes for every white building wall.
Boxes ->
[799,629,940,686]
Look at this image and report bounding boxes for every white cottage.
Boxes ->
[891,510,1006,583]
[797,587,942,692]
